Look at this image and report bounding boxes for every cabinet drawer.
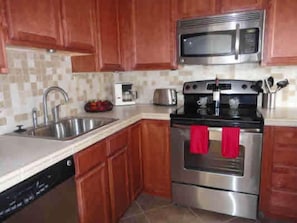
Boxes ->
[74,140,107,176]
[274,127,297,145]
[107,129,128,156]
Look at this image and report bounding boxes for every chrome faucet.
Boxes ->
[42,86,69,125]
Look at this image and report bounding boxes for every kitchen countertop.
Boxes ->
[260,107,297,126]
[0,104,297,193]
[0,105,176,193]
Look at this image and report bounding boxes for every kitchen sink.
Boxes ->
[11,117,118,140]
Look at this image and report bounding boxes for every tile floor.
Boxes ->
[119,193,293,223]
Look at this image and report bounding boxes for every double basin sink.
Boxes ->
[12,117,117,141]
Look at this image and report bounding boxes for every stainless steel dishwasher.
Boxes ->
[0,156,79,223]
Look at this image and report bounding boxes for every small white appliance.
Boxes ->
[114,82,136,106]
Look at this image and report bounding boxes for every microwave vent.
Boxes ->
[178,10,263,29]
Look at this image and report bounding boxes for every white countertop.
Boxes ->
[0,105,175,193]
[0,104,297,193]
[260,107,297,126]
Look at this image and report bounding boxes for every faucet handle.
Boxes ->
[32,107,38,128]
[52,104,61,123]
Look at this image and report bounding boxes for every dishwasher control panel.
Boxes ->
[0,156,74,221]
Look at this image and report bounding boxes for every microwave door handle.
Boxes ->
[235,23,240,60]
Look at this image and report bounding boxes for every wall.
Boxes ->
[0,48,114,134]
[1,47,297,134]
[118,64,297,107]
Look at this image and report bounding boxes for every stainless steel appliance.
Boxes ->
[177,10,265,65]
[153,88,177,106]
[170,79,264,219]
[0,156,79,223]
[114,82,136,106]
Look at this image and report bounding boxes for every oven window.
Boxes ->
[184,140,244,176]
[181,31,235,57]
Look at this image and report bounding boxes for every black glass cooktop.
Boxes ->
[170,106,264,129]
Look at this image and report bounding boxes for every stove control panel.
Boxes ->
[183,79,258,95]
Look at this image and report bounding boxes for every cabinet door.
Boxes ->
[76,163,111,223]
[0,0,7,74]
[107,129,130,222]
[263,0,297,65]
[128,122,143,200]
[96,0,124,71]
[141,120,171,198]
[125,0,175,70]
[176,0,218,19]
[260,126,297,221]
[4,0,63,49]
[61,0,96,53]
[221,0,264,13]
[108,148,130,223]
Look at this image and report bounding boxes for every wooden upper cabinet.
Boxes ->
[61,0,96,53]
[96,0,124,71]
[4,0,63,49]
[176,0,265,19]
[220,0,264,13]
[0,0,8,74]
[0,30,7,74]
[177,0,218,19]
[71,0,125,73]
[126,0,176,70]
[263,0,297,65]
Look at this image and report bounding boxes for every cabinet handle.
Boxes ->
[235,23,240,60]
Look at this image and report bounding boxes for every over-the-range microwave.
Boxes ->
[177,10,265,65]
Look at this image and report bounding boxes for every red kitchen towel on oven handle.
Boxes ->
[221,127,240,158]
[190,125,209,154]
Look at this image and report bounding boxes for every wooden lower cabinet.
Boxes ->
[74,140,111,223]
[128,122,143,200]
[76,163,110,223]
[141,120,171,198]
[260,126,297,221]
[74,120,170,222]
[107,129,130,223]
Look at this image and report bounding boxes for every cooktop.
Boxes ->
[170,106,264,129]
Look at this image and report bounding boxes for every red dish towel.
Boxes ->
[190,125,209,154]
[222,127,240,158]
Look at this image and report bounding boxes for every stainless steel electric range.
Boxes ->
[170,79,264,220]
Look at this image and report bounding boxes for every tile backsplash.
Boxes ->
[0,47,297,134]
[0,48,114,134]
[118,64,297,107]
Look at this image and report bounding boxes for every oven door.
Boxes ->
[171,124,262,195]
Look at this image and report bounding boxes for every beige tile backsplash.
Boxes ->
[0,48,114,134]
[0,47,297,134]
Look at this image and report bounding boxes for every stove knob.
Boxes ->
[242,84,247,89]
[193,84,197,89]
[185,85,190,90]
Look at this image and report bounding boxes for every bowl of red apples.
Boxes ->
[84,100,113,112]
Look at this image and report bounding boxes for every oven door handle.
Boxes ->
[171,124,261,133]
